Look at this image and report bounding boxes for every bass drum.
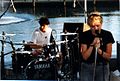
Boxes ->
[25,58,57,80]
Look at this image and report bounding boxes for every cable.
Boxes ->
[0,0,11,19]
[0,0,16,19]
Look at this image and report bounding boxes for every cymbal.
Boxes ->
[14,40,68,46]
[16,51,31,54]
[48,40,68,45]
[13,42,43,49]
[58,32,77,36]
[13,42,42,46]
[55,40,68,44]
[0,33,16,36]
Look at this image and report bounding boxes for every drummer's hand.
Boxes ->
[27,41,33,44]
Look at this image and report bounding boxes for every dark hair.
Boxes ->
[39,17,50,26]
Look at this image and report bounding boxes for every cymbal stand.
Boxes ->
[70,28,80,80]
[1,31,6,79]
[76,33,80,80]
[63,35,72,80]
[51,35,60,80]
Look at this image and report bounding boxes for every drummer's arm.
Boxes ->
[30,44,43,49]
[27,42,43,49]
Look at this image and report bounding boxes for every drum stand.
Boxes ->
[0,31,17,79]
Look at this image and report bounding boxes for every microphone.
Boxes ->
[95,30,103,46]
[73,0,76,8]
[95,30,101,37]
[10,0,16,12]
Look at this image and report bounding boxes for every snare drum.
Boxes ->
[12,51,33,73]
[25,58,57,80]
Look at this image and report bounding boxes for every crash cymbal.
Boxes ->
[58,32,77,36]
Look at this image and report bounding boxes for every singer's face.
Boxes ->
[91,16,102,30]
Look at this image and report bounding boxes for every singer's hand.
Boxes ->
[91,37,100,48]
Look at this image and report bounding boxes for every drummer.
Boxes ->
[30,16,53,58]
[28,16,63,72]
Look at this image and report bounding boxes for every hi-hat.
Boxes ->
[58,32,77,36]
[0,33,16,36]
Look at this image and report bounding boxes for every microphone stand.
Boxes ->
[93,31,103,81]
[93,47,98,81]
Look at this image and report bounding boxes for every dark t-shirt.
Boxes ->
[81,29,115,63]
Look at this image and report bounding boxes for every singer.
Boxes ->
[80,12,115,81]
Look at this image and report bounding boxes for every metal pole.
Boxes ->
[93,47,98,81]
[1,0,4,11]
[32,0,36,15]
[93,0,96,5]
[119,0,120,10]
[93,0,96,11]
[1,0,4,8]
[32,0,36,7]
[84,0,87,23]
[63,0,66,17]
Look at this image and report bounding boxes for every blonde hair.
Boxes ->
[87,11,103,26]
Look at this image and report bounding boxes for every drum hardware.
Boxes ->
[59,32,79,80]
[0,31,16,79]
[47,40,68,46]
[1,31,6,79]
[61,34,73,79]
[58,32,77,36]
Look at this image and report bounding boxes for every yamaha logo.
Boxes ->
[34,63,50,69]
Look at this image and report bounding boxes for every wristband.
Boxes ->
[102,51,104,55]
[90,44,94,47]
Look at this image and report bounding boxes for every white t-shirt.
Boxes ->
[31,27,52,46]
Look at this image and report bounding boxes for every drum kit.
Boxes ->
[0,32,79,80]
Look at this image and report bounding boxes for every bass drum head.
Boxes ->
[25,59,57,80]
